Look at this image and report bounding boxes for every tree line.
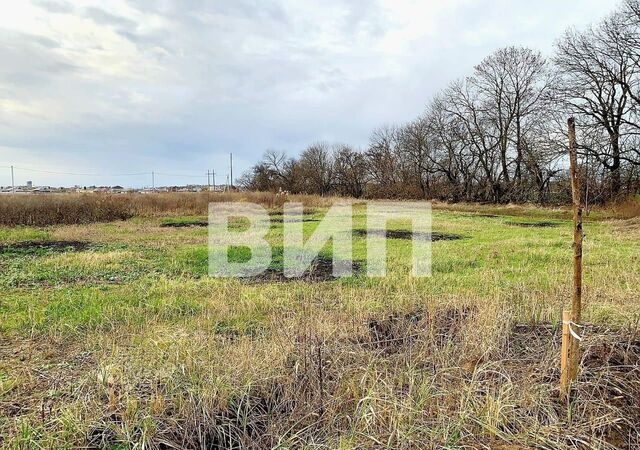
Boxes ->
[240,0,640,204]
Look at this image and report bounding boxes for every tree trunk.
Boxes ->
[515,114,522,183]
[610,134,621,198]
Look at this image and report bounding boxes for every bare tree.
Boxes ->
[297,143,335,196]
[396,116,434,197]
[240,5,640,204]
[470,47,553,200]
[333,145,368,198]
[554,19,638,197]
[366,126,403,197]
[426,94,479,201]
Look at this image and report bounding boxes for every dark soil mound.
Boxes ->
[506,221,559,228]
[243,256,360,283]
[353,229,464,241]
[0,241,93,254]
[160,221,208,228]
[268,217,319,223]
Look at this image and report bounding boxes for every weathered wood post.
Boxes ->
[560,117,583,402]
[560,310,572,400]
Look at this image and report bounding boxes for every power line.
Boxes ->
[154,171,206,178]
[10,166,149,177]
[3,164,228,188]
[3,166,217,178]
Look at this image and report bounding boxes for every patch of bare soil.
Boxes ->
[266,210,319,223]
[506,221,559,228]
[268,217,319,223]
[242,256,361,283]
[0,240,93,254]
[353,229,465,241]
[268,210,314,217]
[507,323,559,361]
[160,221,208,228]
[364,307,475,353]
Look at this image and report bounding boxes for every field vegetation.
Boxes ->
[0,192,639,449]
[0,192,335,226]
[2,191,640,228]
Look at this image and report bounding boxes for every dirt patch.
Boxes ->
[268,217,319,223]
[160,216,319,227]
[242,256,361,283]
[268,210,315,217]
[583,336,640,367]
[506,221,559,228]
[353,229,464,241]
[267,210,318,223]
[364,307,475,353]
[0,240,93,254]
[160,221,208,228]
[507,323,559,361]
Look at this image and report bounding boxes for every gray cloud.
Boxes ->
[32,0,74,14]
[0,0,620,187]
[82,6,138,29]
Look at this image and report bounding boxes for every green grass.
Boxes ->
[0,227,51,243]
[0,205,639,448]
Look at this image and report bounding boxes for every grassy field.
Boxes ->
[0,200,639,449]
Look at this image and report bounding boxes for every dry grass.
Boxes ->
[605,195,640,220]
[1,199,639,448]
[0,192,336,226]
[3,296,638,449]
[2,191,640,226]
[0,194,132,226]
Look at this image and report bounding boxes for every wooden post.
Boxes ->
[561,117,583,401]
[560,310,572,401]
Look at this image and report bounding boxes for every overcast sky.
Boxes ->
[0,0,619,187]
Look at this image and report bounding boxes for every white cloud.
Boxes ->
[0,0,621,186]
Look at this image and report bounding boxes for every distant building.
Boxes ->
[26,181,33,189]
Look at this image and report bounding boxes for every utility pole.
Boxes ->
[229,153,233,189]
[212,170,216,191]
[152,171,155,191]
[11,165,15,193]
[207,170,211,190]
